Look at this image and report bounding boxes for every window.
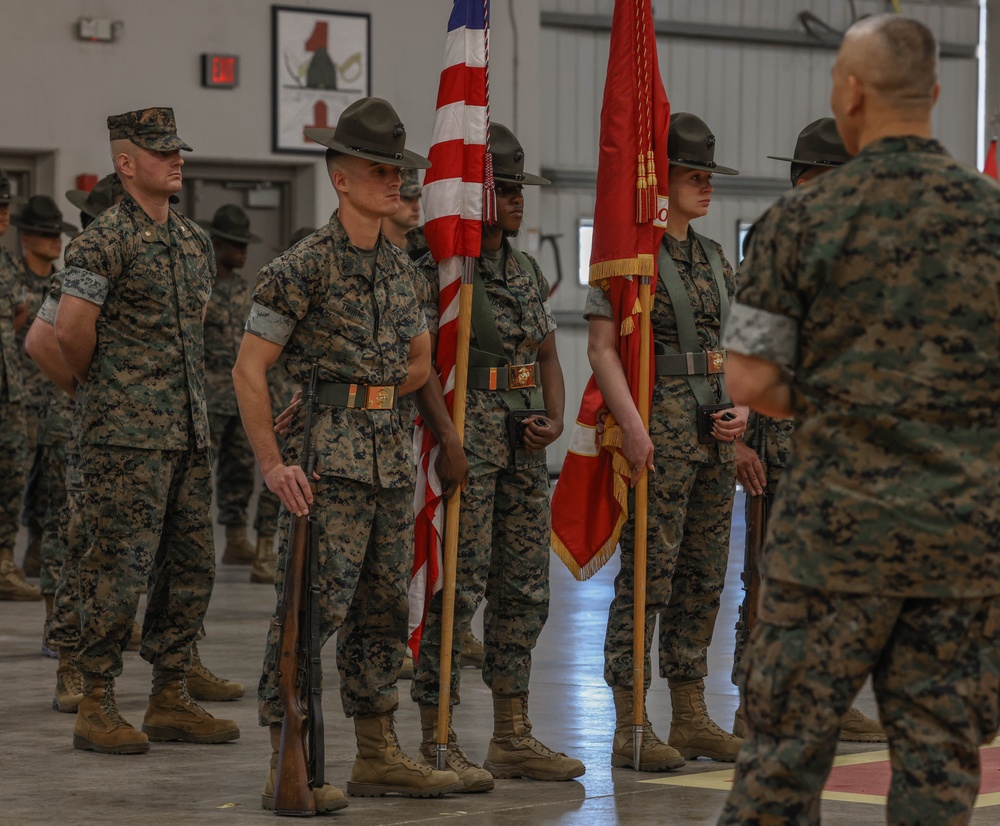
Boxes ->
[578,218,593,286]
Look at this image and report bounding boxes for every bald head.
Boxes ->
[839,15,938,110]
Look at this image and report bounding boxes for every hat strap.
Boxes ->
[345,144,404,161]
[671,158,717,169]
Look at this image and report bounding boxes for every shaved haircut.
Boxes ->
[110,138,133,176]
[843,15,938,109]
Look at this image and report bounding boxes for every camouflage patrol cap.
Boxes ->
[305,97,430,169]
[12,195,78,236]
[667,113,739,176]
[66,173,124,220]
[400,168,422,198]
[107,107,192,152]
[489,123,550,186]
[205,204,262,244]
[767,118,850,167]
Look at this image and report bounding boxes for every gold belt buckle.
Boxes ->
[706,350,726,374]
[508,364,536,389]
[365,385,395,410]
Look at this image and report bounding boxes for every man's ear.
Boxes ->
[844,74,865,118]
[114,152,134,180]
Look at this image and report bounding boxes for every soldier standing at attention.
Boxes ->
[0,171,40,601]
[587,113,746,771]
[719,16,1000,825]
[232,97,462,809]
[731,118,883,744]
[12,196,77,581]
[54,107,239,755]
[204,204,261,568]
[410,124,584,789]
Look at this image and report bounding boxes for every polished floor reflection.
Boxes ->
[4,492,983,824]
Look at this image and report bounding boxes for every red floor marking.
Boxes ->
[825,744,1000,796]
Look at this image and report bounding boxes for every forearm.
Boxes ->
[589,334,644,436]
[233,360,284,476]
[25,320,77,398]
[399,331,431,396]
[56,324,96,385]
[537,334,565,425]
[413,370,461,448]
[727,352,793,419]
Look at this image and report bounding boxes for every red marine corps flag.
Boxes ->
[984,137,998,181]
[550,0,669,580]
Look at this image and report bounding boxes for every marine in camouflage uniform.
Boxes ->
[56,107,238,754]
[233,97,460,806]
[11,196,76,580]
[586,114,745,770]
[718,16,1000,825]
[411,124,584,789]
[0,170,39,600]
[203,204,261,566]
[730,118,883,743]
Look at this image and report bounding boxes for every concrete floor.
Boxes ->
[3,491,996,825]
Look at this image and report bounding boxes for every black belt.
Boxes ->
[655,350,727,377]
[307,381,397,410]
[466,363,539,391]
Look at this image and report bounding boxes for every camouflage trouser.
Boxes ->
[75,444,215,679]
[605,453,735,690]
[45,451,85,650]
[0,399,27,560]
[258,478,411,725]
[253,486,282,537]
[209,411,255,527]
[19,403,44,536]
[719,579,1000,826]
[36,442,67,595]
[411,462,551,706]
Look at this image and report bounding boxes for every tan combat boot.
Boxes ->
[142,669,240,743]
[347,714,463,797]
[185,641,244,701]
[483,695,586,781]
[0,558,41,601]
[73,675,149,754]
[261,724,348,812]
[418,705,494,793]
[840,706,886,743]
[22,531,41,578]
[667,679,743,762]
[249,533,277,583]
[732,702,746,739]
[222,525,255,564]
[53,650,84,713]
[460,630,485,668]
[611,688,685,771]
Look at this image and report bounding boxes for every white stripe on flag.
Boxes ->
[424,179,488,224]
[442,26,487,70]
[428,102,488,147]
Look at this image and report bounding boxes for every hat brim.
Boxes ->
[669,160,739,176]
[209,228,263,245]
[66,189,101,219]
[304,128,431,169]
[131,136,193,153]
[12,218,79,235]
[493,171,551,187]
[767,155,848,167]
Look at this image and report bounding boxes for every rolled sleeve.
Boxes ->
[723,302,798,370]
[61,266,109,307]
[35,294,60,325]
[583,284,613,320]
[245,301,296,346]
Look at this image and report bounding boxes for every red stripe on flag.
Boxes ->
[425,141,486,186]
[436,63,488,108]
[424,215,483,263]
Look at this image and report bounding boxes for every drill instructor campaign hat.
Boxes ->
[12,195,78,235]
[205,204,262,245]
[66,174,124,220]
[488,124,551,186]
[667,113,739,176]
[767,118,851,167]
[304,97,431,169]
[107,107,192,152]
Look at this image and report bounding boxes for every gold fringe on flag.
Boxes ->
[636,152,648,223]
[589,254,656,286]
[645,149,657,218]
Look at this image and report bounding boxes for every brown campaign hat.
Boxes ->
[304,97,430,169]
[107,107,192,152]
[399,168,422,198]
[667,113,739,176]
[205,204,261,244]
[66,173,124,220]
[12,195,78,235]
[489,124,550,186]
[767,117,851,167]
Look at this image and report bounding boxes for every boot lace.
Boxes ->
[386,717,425,771]
[99,679,127,726]
[446,728,477,771]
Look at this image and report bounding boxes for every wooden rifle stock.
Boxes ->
[739,414,768,636]
[273,365,322,816]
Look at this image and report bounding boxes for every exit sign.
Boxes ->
[202,54,239,88]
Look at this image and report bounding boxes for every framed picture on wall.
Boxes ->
[271,5,371,154]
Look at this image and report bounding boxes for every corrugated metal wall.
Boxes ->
[533,0,982,472]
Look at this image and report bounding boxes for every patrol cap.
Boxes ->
[66,173,124,220]
[305,97,430,169]
[767,118,850,167]
[489,123,550,186]
[667,113,739,176]
[205,204,262,244]
[399,168,422,198]
[107,107,192,152]
[12,195,78,236]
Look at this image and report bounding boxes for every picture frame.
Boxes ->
[271,5,371,154]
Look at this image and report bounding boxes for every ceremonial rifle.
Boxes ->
[738,413,768,647]
[273,364,324,816]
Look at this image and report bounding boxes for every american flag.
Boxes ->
[408,0,490,661]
